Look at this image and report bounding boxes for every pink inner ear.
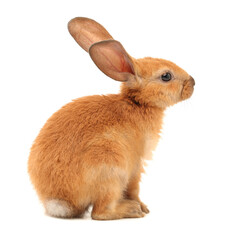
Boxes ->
[121,55,134,74]
[103,44,134,74]
[89,40,135,82]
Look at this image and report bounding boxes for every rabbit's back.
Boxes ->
[30,94,128,157]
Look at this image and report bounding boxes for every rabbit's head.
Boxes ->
[68,17,194,108]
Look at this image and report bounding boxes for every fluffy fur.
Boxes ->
[28,17,194,220]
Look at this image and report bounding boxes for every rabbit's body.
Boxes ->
[28,18,194,220]
[29,93,162,218]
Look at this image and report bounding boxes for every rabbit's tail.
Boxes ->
[44,199,89,218]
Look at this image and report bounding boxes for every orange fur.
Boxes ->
[28,17,194,220]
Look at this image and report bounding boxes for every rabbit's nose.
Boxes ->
[189,76,195,86]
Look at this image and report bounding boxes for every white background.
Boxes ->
[0,0,239,239]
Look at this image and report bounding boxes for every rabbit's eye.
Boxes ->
[161,72,172,81]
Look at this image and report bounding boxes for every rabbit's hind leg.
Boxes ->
[91,182,145,220]
[92,198,144,220]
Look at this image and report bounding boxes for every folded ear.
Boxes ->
[68,17,113,52]
[89,40,135,82]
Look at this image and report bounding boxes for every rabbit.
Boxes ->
[28,17,195,220]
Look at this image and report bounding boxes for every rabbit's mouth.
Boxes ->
[181,76,195,100]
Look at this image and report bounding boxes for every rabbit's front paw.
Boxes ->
[140,202,150,214]
[125,200,145,218]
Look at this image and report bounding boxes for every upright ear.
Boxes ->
[68,17,113,52]
[89,40,135,82]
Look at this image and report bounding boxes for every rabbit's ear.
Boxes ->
[68,17,113,52]
[89,40,135,82]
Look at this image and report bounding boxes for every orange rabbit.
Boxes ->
[28,17,195,220]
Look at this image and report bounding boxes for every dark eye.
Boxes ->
[161,72,172,82]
